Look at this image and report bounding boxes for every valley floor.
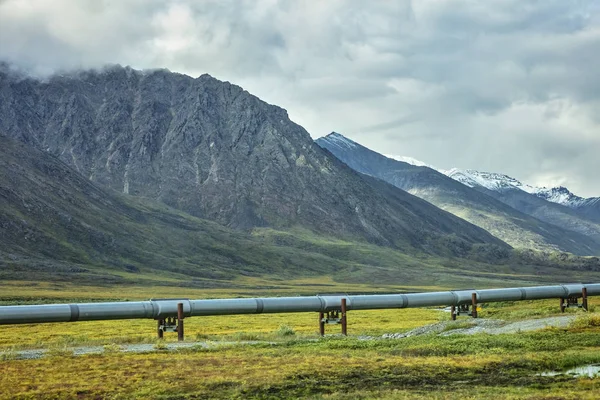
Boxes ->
[1,284,599,399]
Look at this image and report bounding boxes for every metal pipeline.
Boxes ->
[1,283,598,325]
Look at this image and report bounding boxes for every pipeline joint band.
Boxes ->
[450,291,459,306]
[255,299,264,314]
[186,300,193,318]
[400,294,408,308]
[519,288,527,300]
[69,304,80,322]
[317,296,326,312]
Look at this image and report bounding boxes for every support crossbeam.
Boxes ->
[319,298,348,337]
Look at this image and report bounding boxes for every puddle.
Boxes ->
[539,364,600,378]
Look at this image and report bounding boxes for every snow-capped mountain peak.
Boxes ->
[525,186,599,208]
[442,169,599,209]
[443,169,531,192]
[384,155,436,169]
[320,132,358,149]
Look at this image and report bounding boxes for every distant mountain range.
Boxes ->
[3,62,600,288]
[317,133,600,256]
[396,155,600,230]
[386,153,599,211]
[444,169,600,211]
[4,133,598,288]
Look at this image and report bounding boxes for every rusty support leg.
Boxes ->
[471,293,478,319]
[582,288,588,312]
[560,297,565,313]
[177,302,184,341]
[451,305,456,321]
[319,312,325,337]
[157,319,164,339]
[341,298,347,336]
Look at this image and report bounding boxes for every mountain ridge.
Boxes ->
[383,149,599,206]
[382,150,600,226]
[317,132,600,256]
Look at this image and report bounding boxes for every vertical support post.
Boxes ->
[177,302,184,342]
[560,297,566,313]
[341,298,347,336]
[157,319,164,339]
[471,293,478,319]
[319,311,325,337]
[451,305,456,321]
[582,287,588,312]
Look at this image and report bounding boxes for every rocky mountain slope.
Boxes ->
[317,133,600,255]
[0,133,310,284]
[533,186,600,219]
[444,169,600,239]
[447,170,600,225]
[533,186,600,214]
[392,157,600,224]
[385,152,600,244]
[0,63,506,253]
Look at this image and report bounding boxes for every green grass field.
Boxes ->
[1,282,600,399]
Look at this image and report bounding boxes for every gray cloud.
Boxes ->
[1,0,599,196]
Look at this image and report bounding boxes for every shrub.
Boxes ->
[231,332,261,341]
[441,321,476,332]
[46,346,74,358]
[570,313,600,329]
[103,343,123,354]
[0,350,18,361]
[153,341,168,351]
[276,324,296,337]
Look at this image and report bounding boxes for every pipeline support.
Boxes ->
[318,298,347,336]
[177,302,184,341]
[341,298,347,336]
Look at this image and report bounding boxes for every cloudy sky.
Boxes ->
[1,0,599,196]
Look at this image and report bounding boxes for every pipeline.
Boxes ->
[0,283,598,325]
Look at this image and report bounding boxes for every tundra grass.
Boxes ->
[0,276,450,304]
[0,307,442,350]
[1,329,600,399]
[1,287,600,398]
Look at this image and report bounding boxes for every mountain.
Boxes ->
[444,169,529,192]
[519,185,600,224]
[317,133,600,255]
[445,169,600,222]
[443,169,597,209]
[384,155,436,169]
[1,132,335,285]
[390,158,600,215]
[3,133,600,289]
[0,63,507,254]
[444,169,600,239]
[387,156,600,243]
